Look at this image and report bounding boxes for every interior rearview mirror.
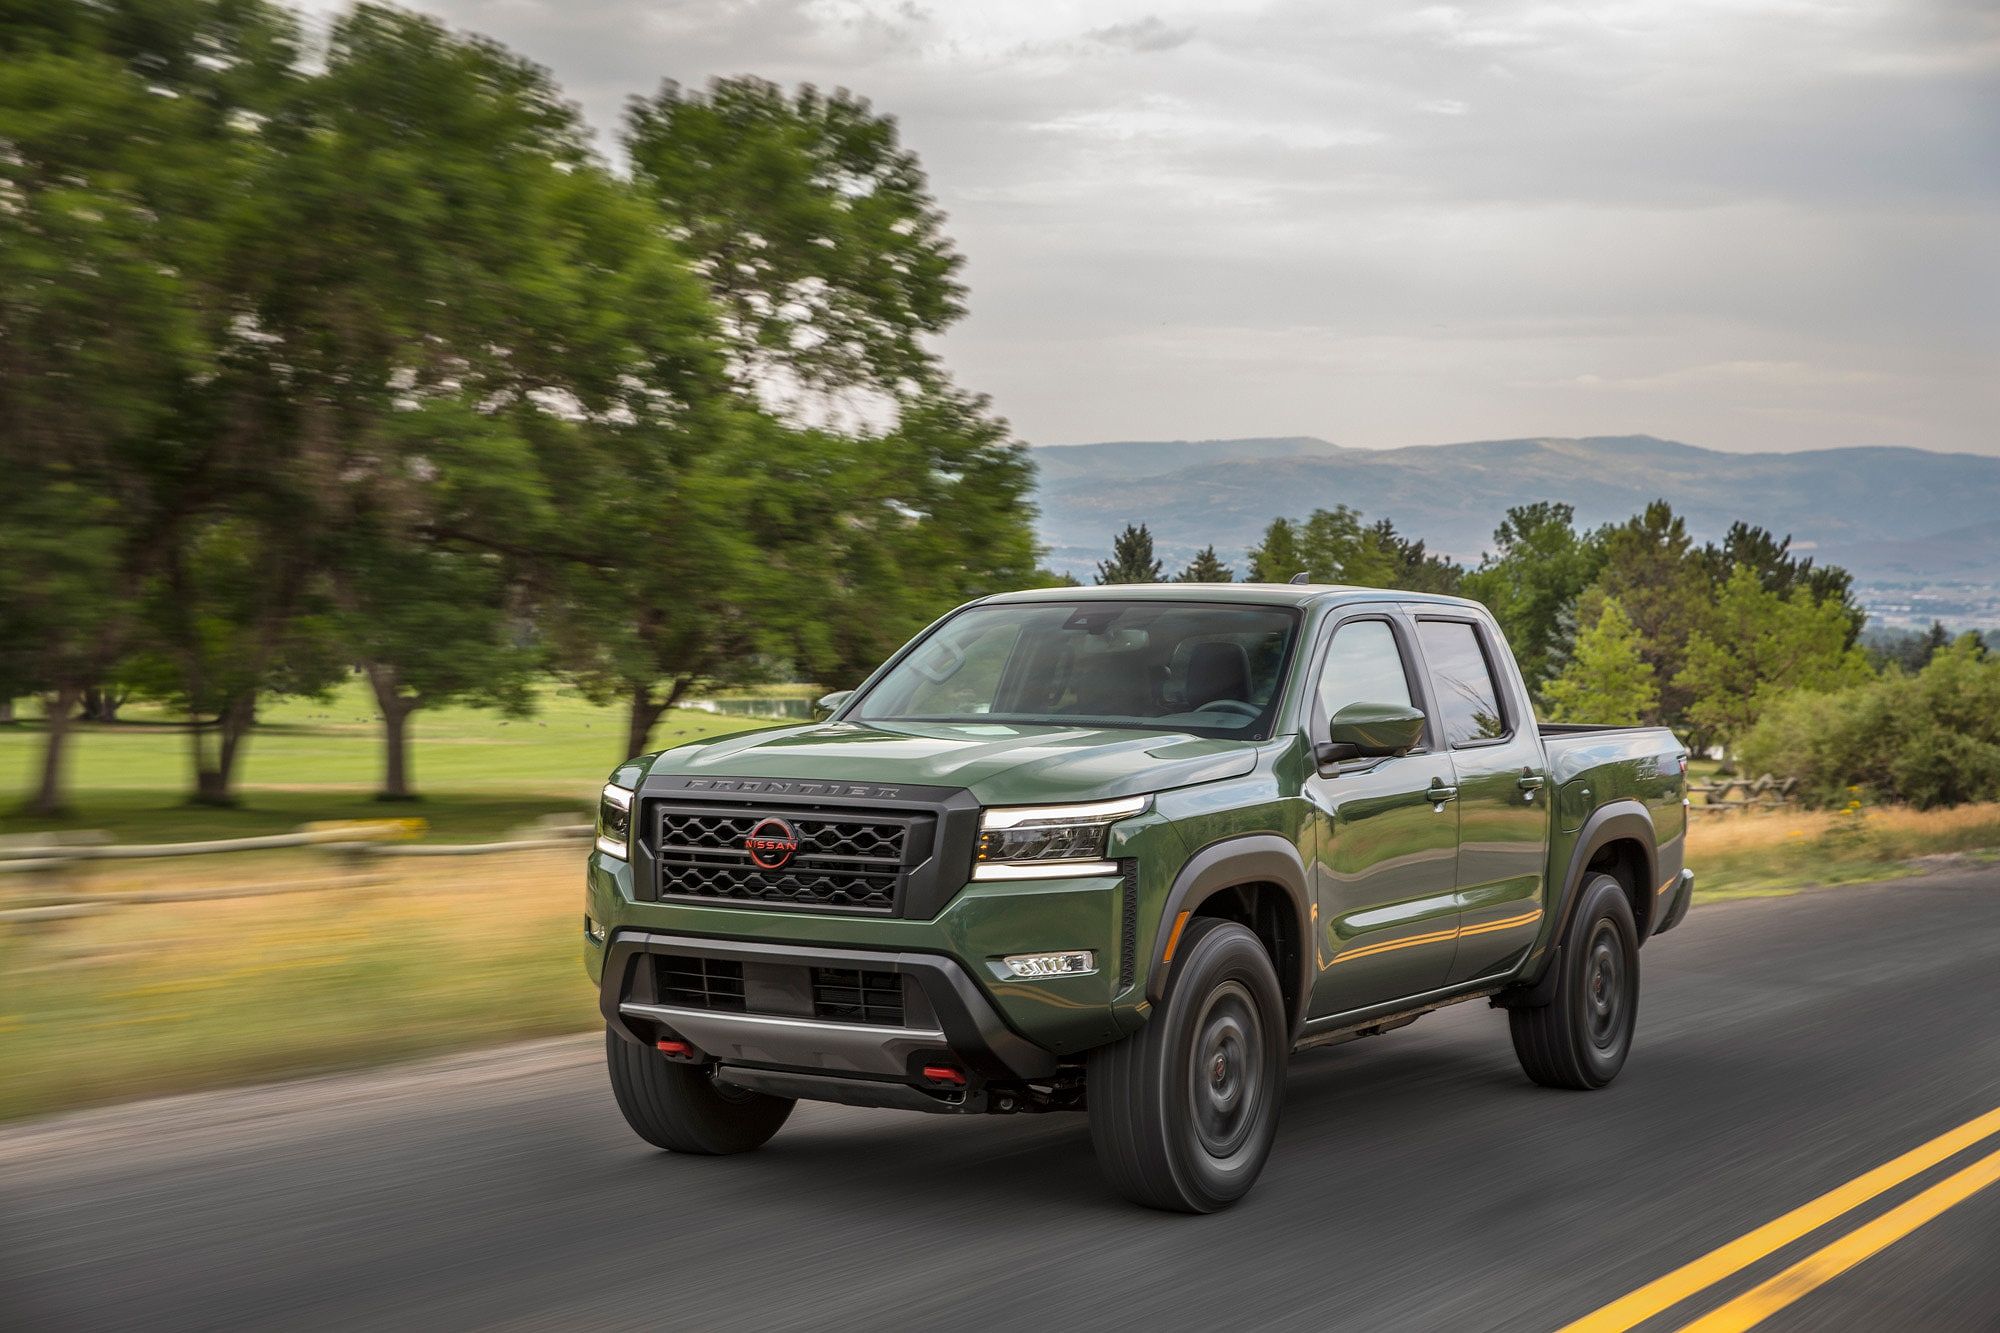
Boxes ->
[1322,702,1425,764]
[814,689,855,720]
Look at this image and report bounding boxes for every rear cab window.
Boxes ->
[1415,619,1508,746]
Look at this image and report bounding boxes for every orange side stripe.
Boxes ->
[1328,927,1461,965]
[1327,908,1543,966]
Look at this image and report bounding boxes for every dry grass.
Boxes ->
[0,848,593,1122]
[1686,801,2000,898]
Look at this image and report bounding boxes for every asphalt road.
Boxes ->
[5,867,1999,1332]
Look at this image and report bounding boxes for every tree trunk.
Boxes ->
[625,683,666,761]
[364,663,419,801]
[379,703,413,800]
[0,698,14,723]
[189,692,256,807]
[30,686,83,817]
[624,677,694,760]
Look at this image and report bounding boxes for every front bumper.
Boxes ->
[586,847,1159,1064]
[601,930,1060,1084]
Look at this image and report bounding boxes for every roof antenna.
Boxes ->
[1289,571,1309,585]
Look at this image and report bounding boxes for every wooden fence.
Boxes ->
[1688,774,1799,815]
[0,817,592,931]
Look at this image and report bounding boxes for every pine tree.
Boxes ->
[1543,601,1659,726]
[1246,518,1304,583]
[1095,524,1163,584]
[1176,545,1233,583]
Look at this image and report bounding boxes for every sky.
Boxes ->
[294,0,1999,455]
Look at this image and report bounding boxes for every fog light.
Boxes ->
[1002,950,1096,979]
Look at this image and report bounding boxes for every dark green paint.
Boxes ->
[587,584,1687,1064]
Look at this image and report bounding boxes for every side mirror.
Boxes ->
[814,689,854,720]
[1321,702,1425,764]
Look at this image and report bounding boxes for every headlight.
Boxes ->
[596,782,634,859]
[974,795,1148,879]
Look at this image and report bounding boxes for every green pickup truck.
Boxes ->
[586,584,1691,1211]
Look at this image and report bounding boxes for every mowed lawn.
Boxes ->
[0,679,792,844]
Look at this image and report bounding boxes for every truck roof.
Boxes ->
[977,582,1489,613]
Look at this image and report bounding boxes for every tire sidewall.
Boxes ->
[1565,874,1639,1084]
[1155,921,1288,1209]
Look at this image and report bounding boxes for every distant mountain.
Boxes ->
[1031,434,2000,585]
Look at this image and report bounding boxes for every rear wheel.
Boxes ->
[1510,873,1639,1089]
[605,1028,794,1154]
[1088,919,1287,1213]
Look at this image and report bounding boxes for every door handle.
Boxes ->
[1517,774,1545,801]
[1426,781,1458,805]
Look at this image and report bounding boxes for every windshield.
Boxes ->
[850,601,1302,739]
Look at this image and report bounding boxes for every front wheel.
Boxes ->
[1509,873,1639,1089]
[1088,919,1287,1213]
[605,1028,794,1154]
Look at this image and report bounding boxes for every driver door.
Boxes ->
[1304,612,1463,1019]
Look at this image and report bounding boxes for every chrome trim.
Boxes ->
[978,795,1150,830]
[971,860,1121,881]
[618,1001,947,1078]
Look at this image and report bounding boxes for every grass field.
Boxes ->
[1,679,793,843]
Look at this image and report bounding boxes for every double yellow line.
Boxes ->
[1562,1104,2000,1331]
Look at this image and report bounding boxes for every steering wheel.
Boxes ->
[1193,698,1260,720]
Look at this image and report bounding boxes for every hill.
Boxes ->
[1031,434,2000,585]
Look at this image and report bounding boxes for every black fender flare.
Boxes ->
[1146,834,1313,1035]
[1518,799,1657,993]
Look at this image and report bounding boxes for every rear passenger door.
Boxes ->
[1410,613,1551,985]
[1303,610,1463,1018]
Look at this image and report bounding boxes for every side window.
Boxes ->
[1316,620,1414,722]
[1417,620,1506,745]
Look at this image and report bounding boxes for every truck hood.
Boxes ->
[645,720,1259,806]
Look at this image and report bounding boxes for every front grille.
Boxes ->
[811,967,906,1026]
[651,806,917,914]
[654,954,746,1011]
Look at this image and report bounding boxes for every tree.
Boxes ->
[1460,502,1605,698]
[1741,639,2000,809]
[338,538,539,800]
[1702,522,1863,645]
[1351,519,1463,594]
[1677,564,1874,749]
[233,5,671,794]
[1247,518,1304,583]
[1298,505,1366,582]
[0,0,296,815]
[625,76,963,401]
[1542,601,1658,725]
[123,516,343,804]
[1177,546,1233,583]
[1575,501,1712,733]
[1096,524,1163,585]
[611,73,1039,753]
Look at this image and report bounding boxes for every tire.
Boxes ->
[604,1028,794,1154]
[1088,919,1288,1213]
[1510,873,1639,1090]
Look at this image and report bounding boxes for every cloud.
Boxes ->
[1085,16,1196,54]
[286,0,2000,456]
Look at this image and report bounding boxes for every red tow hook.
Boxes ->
[655,1039,699,1062]
[920,1064,967,1087]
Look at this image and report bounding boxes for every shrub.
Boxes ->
[1739,639,2000,809]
